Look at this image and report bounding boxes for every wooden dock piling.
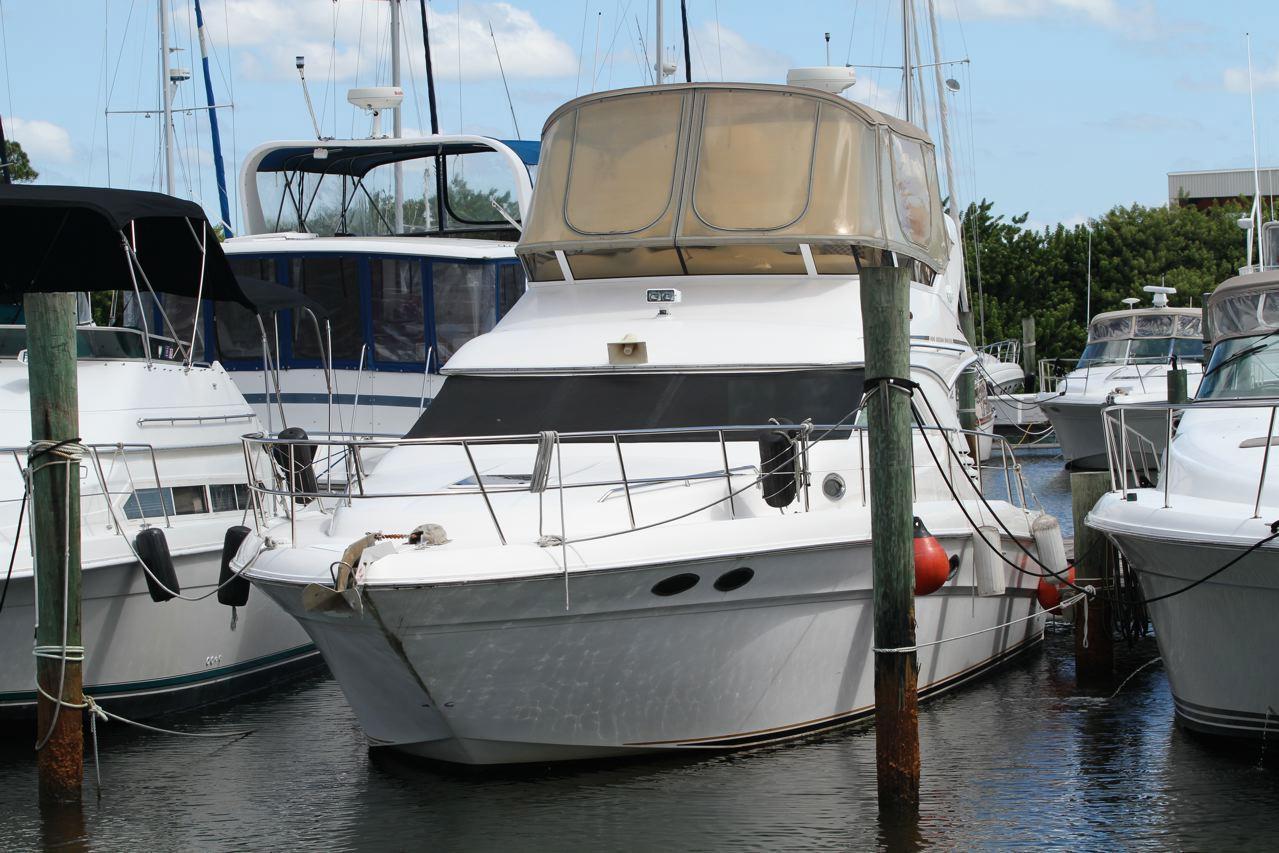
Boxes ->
[1021,316,1037,392]
[26,292,84,803]
[861,265,920,816]
[1070,471,1114,687]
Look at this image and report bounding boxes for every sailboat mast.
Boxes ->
[158,0,175,195]
[1247,33,1265,269]
[193,0,232,233]
[391,0,404,234]
[655,0,664,84]
[901,0,911,123]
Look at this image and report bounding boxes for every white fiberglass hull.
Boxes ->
[0,549,316,719]
[1039,398,1169,470]
[1089,498,1279,738]
[254,535,1043,765]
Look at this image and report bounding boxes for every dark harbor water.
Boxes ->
[2,449,1276,851]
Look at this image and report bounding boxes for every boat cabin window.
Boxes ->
[1199,334,1279,399]
[124,483,251,521]
[406,370,865,438]
[1079,311,1203,367]
[207,252,525,371]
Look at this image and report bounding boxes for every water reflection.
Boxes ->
[1,451,1277,848]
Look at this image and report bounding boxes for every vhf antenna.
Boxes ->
[296,55,326,140]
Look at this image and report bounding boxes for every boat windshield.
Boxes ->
[1197,334,1279,399]
[406,370,865,439]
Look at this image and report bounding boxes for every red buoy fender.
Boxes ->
[1036,567,1076,613]
[913,516,950,595]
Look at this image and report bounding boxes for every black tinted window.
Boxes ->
[432,262,496,362]
[219,256,277,360]
[498,263,525,318]
[292,256,363,360]
[371,259,425,362]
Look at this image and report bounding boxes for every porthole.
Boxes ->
[714,567,754,592]
[822,473,846,501]
[651,573,700,596]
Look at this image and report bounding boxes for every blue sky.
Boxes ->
[1,0,1275,233]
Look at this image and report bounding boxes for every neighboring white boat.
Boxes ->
[1037,288,1203,469]
[0,186,314,719]
[210,135,537,439]
[236,81,1063,765]
[1088,255,1279,738]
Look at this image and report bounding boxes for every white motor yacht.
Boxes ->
[1038,288,1203,469]
[236,82,1064,765]
[0,186,314,719]
[1088,256,1279,738]
[214,135,536,438]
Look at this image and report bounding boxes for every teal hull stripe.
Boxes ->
[0,643,316,704]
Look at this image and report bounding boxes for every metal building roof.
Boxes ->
[1168,167,1279,203]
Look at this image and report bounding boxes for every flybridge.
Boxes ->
[239,136,538,239]
[516,82,951,283]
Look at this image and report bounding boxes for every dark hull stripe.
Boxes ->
[0,644,317,708]
[1174,695,1279,738]
[627,632,1043,749]
[242,392,429,408]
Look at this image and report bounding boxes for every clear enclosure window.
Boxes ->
[1129,337,1173,360]
[1134,314,1175,337]
[564,91,685,235]
[889,135,934,248]
[291,256,363,360]
[1199,336,1279,398]
[432,262,496,362]
[1078,340,1129,367]
[1088,316,1134,341]
[691,91,817,231]
[371,259,425,362]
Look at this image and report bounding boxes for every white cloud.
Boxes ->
[846,77,902,116]
[207,0,574,83]
[1224,54,1279,93]
[688,22,791,82]
[950,0,1153,31]
[7,117,74,165]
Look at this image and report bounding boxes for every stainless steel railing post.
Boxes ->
[612,435,636,529]
[462,440,506,545]
[717,430,736,519]
[1254,406,1277,519]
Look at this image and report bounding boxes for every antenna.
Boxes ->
[489,21,522,138]
[1247,33,1267,269]
[1121,297,1141,309]
[295,56,325,139]
[825,32,831,65]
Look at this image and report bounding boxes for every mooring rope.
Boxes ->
[872,592,1087,654]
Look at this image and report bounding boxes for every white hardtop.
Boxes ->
[223,232,517,261]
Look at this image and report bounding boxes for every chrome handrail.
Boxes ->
[243,418,1035,546]
[1101,397,1279,518]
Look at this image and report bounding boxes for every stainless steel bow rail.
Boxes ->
[978,338,1021,367]
[1102,397,1279,518]
[241,421,1033,546]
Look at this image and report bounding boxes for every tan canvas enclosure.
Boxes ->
[517,83,950,281]
[1206,270,1279,343]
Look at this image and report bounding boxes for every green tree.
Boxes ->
[962,198,1251,360]
[3,139,38,182]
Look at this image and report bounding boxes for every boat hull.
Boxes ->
[1092,522,1279,738]
[0,549,317,722]
[255,538,1044,764]
[1039,398,1169,470]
